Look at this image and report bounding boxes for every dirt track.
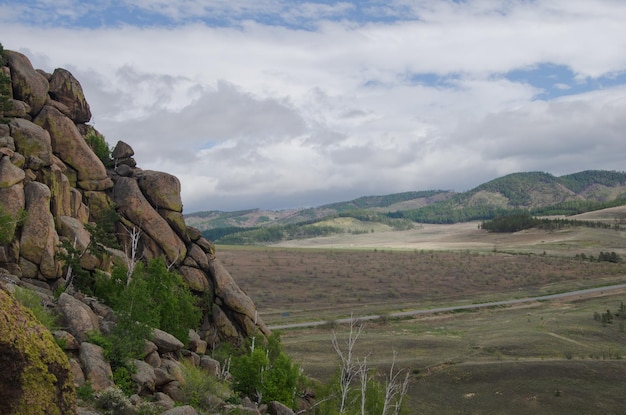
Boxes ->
[268,283,626,330]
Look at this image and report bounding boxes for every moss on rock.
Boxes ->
[0,288,76,415]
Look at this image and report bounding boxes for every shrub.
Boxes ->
[85,131,113,167]
[0,206,26,245]
[112,364,136,397]
[94,257,202,344]
[179,360,231,411]
[13,286,58,330]
[94,386,133,415]
[56,238,92,294]
[76,382,95,403]
[230,334,302,407]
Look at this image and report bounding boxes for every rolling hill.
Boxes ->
[184,170,626,243]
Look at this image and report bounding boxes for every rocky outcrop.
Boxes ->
[79,342,114,392]
[112,176,187,264]
[20,181,60,279]
[48,68,92,124]
[34,105,111,188]
[0,46,268,347]
[0,287,76,415]
[4,50,49,116]
[57,292,101,341]
[0,45,281,414]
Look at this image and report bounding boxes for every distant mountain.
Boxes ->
[394,170,626,223]
[184,190,455,231]
[184,170,626,243]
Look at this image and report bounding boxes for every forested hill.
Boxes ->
[185,170,626,241]
[395,170,626,223]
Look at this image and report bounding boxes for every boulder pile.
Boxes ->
[0,47,269,345]
[0,47,276,414]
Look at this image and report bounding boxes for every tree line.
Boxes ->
[480,212,624,233]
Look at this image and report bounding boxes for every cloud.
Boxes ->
[2,0,626,212]
[458,87,626,176]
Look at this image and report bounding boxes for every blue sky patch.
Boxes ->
[4,0,415,29]
[505,63,626,100]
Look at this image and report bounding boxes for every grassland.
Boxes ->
[215,217,626,414]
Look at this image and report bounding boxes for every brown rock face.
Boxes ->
[9,118,53,166]
[34,105,108,183]
[112,176,187,264]
[4,50,49,116]
[111,140,134,159]
[48,68,92,123]
[179,265,211,293]
[79,342,114,392]
[57,293,101,342]
[19,181,61,279]
[0,155,25,187]
[137,170,184,212]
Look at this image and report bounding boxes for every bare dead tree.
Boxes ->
[63,236,90,291]
[381,352,410,415]
[166,248,181,271]
[328,318,409,415]
[122,225,142,287]
[331,317,364,414]
[357,356,369,415]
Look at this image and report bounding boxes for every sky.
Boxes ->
[2,0,626,213]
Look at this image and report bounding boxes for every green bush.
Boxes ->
[76,382,95,402]
[111,365,136,397]
[94,386,133,415]
[94,257,202,344]
[0,42,6,66]
[13,286,58,330]
[230,334,302,407]
[0,206,26,245]
[178,360,231,411]
[230,346,268,401]
[85,131,113,167]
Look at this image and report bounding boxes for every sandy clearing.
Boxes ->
[270,221,584,251]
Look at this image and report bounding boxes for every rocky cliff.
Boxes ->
[0,48,269,347]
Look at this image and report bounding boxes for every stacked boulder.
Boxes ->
[0,49,269,349]
[51,288,226,412]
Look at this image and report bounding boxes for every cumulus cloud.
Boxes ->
[2,0,626,212]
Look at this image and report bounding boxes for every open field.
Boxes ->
[271,219,626,257]
[216,226,626,325]
[215,219,626,414]
[278,292,626,414]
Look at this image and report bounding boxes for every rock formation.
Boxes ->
[0,48,269,348]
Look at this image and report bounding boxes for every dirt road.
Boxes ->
[269,283,626,330]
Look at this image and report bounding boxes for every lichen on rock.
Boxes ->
[0,287,76,415]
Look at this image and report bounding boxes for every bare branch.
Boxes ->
[122,225,142,287]
[382,351,409,415]
[357,356,369,415]
[331,316,365,414]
